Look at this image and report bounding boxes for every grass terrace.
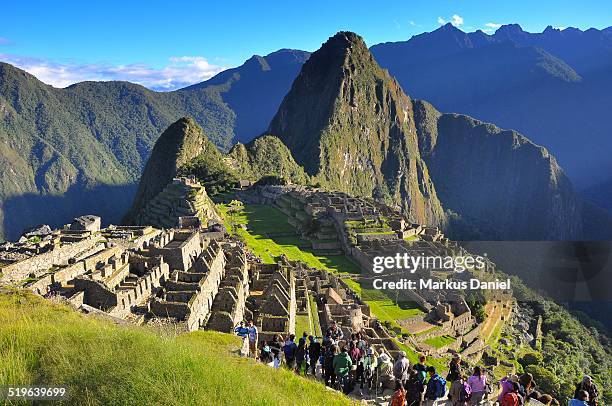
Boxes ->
[219,203,360,274]
[423,335,456,349]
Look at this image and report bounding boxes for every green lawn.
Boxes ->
[220,203,360,274]
[424,335,456,349]
[295,314,312,337]
[0,290,349,405]
[309,294,322,337]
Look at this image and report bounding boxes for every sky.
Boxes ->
[1,0,611,90]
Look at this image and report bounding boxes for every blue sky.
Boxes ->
[1,0,610,90]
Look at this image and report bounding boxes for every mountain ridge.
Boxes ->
[0,49,307,239]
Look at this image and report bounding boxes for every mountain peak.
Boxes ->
[268,32,447,226]
[124,117,211,224]
[495,23,526,36]
[321,31,369,57]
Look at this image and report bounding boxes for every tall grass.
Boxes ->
[0,291,350,405]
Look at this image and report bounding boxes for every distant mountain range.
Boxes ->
[0,50,307,239]
[371,23,612,191]
[130,32,595,242]
[0,24,610,241]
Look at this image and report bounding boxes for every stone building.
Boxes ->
[149,233,227,331]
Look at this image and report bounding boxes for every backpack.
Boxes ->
[283,342,296,359]
[417,370,427,384]
[501,392,520,406]
[393,361,404,378]
[459,381,472,402]
[391,389,406,406]
[434,376,447,398]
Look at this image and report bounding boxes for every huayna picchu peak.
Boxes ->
[268,31,447,228]
[267,31,583,240]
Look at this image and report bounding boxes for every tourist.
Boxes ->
[328,320,344,341]
[393,351,410,388]
[537,394,554,405]
[361,347,377,391]
[349,340,363,383]
[234,321,249,356]
[414,355,428,385]
[497,375,519,403]
[260,340,271,364]
[424,366,447,406]
[308,335,321,376]
[447,353,462,382]
[269,334,282,362]
[449,374,471,406]
[406,369,425,406]
[569,391,590,406]
[390,381,407,406]
[295,337,309,375]
[234,320,248,337]
[247,320,258,359]
[467,366,487,404]
[357,332,367,353]
[324,344,338,387]
[348,341,362,382]
[283,334,298,369]
[500,381,522,406]
[574,375,599,406]
[377,348,395,390]
[322,331,333,348]
[519,372,535,398]
[333,345,353,394]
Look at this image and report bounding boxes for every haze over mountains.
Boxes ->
[0,24,610,241]
[371,23,612,191]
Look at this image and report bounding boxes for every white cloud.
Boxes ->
[451,14,464,27]
[0,54,227,91]
[408,20,416,26]
[555,26,567,30]
[438,14,464,27]
[485,22,502,28]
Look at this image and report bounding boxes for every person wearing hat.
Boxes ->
[574,375,599,406]
[362,346,378,390]
[393,351,410,389]
[377,348,395,390]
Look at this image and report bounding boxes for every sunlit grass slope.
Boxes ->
[0,290,350,406]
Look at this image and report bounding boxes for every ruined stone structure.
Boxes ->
[206,244,250,333]
[149,233,226,331]
[247,260,296,344]
[133,178,220,230]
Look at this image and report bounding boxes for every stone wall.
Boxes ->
[1,237,98,284]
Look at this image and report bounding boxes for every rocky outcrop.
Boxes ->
[227,135,308,184]
[413,100,582,240]
[268,32,447,227]
[124,117,210,224]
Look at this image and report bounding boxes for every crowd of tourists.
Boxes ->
[235,320,600,406]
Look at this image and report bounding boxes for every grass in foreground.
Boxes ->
[0,291,350,406]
